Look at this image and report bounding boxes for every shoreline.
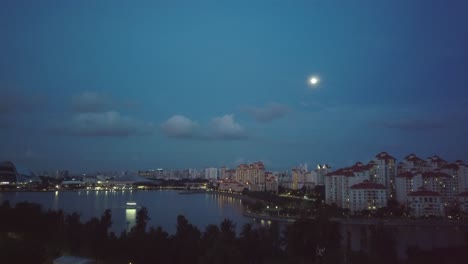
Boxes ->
[334,218,468,227]
[4,189,468,227]
[243,211,299,223]
[177,190,262,203]
[208,191,263,203]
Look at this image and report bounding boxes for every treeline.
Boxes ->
[0,200,340,264]
[0,201,467,264]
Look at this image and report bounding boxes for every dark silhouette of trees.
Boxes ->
[2,199,468,264]
[173,215,202,263]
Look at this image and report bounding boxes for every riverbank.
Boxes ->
[209,191,264,203]
[177,189,263,204]
[243,211,299,223]
[334,218,468,227]
[178,189,207,194]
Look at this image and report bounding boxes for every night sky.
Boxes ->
[1,0,468,172]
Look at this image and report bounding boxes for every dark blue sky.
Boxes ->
[1,0,468,172]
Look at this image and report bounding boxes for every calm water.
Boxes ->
[0,190,254,234]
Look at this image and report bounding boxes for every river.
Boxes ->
[0,190,256,234]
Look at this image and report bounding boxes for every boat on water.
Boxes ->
[126,202,138,209]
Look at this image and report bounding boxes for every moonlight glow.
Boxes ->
[308,76,319,87]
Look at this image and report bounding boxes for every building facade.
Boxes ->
[235,162,266,192]
[407,189,444,217]
[349,181,387,213]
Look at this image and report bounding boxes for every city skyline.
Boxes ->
[1,0,468,172]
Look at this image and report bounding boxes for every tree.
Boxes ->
[134,207,150,234]
[173,215,201,263]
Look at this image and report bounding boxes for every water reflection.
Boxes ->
[126,208,136,232]
[53,191,59,210]
[1,190,253,234]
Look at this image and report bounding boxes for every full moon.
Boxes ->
[309,76,319,86]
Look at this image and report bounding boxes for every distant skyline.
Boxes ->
[1,1,468,172]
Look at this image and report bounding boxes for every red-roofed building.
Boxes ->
[399,154,427,173]
[265,172,278,194]
[440,162,468,195]
[349,180,388,212]
[408,188,444,217]
[396,170,457,204]
[373,152,397,198]
[395,171,423,204]
[427,155,448,169]
[325,162,371,208]
[218,179,246,193]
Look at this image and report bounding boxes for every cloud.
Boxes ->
[243,102,289,122]
[161,115,199,138]
[161,114,247,140]
[210,114,246,139]
[57,111,154,137]
[71,92,112,113]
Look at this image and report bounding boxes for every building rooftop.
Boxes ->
[427,155,447,163]
[375,151,396,161]
[404,154,425,163]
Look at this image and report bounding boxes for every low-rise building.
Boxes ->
[407,189,444,217]
[218,179,245,193]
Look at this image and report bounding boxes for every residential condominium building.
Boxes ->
[395,155,467,204]
[372,152,396,198]
[315,164,330,186]
[395,170,456,204]
[440,161,468,194]
[397,154,429,173]
[349,181,387,213]
[407,189,444,217]
[205,168,219,180]
[325,162,372,209]
[235,162,265,192]
[324,152,468,217]
[218,179,245,193]
[265,172,279,194]
[291,167,305,190]
[457,191,468,213]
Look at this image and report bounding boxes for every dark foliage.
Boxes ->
[1,200,468,264]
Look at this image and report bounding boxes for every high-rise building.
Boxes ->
[325,162,372,209]
[220,166,227,179]
[205,168,219,180]
[291,168,305,190]
[315,164,330,186]
[235,162,265,191]
[372,152,396,198]
[349,181,387,213]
